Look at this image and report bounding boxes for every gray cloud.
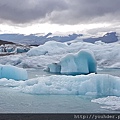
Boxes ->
[0,0,120,24]
[50,0,120,24]
[0,0,68,24]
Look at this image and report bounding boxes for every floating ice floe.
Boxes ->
[0,74,120,96]
[0,64,28,80]
[47,49,97,75]
[91,96,120,111]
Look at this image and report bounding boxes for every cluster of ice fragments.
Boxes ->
[0,44,30,53]
[27,41,67,56]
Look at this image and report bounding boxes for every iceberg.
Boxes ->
[27,41,67,56]
[0,44,30,53]
[47,49,97,75]
[47,63,61,73]
[0,64,28,80]
[0,74,120,96]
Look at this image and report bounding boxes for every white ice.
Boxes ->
[91,96,120,111]
[0,40,120,69]
[27,41,68,56]
[0,64,28,80]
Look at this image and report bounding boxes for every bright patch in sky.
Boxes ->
[0,23,111,35]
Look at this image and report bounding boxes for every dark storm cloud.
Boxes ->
[50,0,120,24]
[0,0,120,24]
[0,0,68,24]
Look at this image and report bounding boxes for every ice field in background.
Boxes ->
[0,41,120,69]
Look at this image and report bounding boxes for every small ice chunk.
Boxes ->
[0,64,28,80]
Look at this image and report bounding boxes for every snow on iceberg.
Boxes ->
[0,64,28,80]
[1,74,120,96]
[27,41,68,56]
[47,49,97,75]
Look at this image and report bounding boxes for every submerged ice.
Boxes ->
[47,49,97,75]
[0,64,28,80]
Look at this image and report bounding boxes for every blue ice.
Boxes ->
[47,49,97,75]
[0,64,28,80]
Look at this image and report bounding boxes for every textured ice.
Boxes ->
[27,41,67,56]
[47,49,97,75]
[0,64,28,80]
[0,44,30,53]
[91,96,120,111]
[0,41,120,69]
[14,47,30,53]
[0,74,120,96]
[47,63,61,73]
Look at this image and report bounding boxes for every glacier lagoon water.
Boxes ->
[0,86,117,113]
[97,68,120,77]
[0,68,120,113]
[27,68,120,79]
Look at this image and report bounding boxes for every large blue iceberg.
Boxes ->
[0,64,28,80]
[47,49,97,75]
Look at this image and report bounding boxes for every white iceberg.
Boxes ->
[27,41,68,56]
[0,64,28,80]
[47,49,97,75]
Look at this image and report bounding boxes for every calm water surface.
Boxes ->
[27,68,120,79]
[0,87,117,113]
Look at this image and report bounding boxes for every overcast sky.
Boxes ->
[0,0,120,35]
